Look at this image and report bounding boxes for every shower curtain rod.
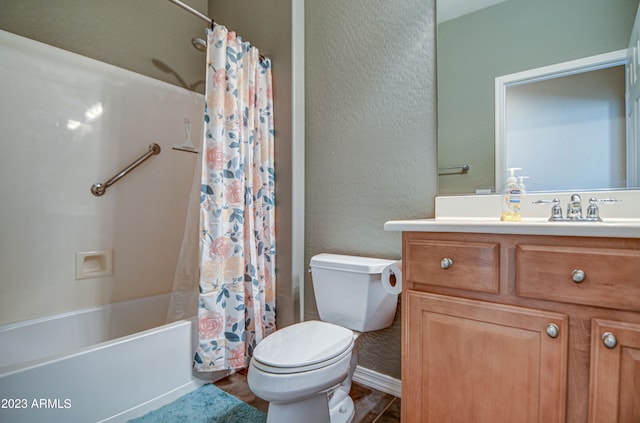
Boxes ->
[167,0,268,61]
[167,0,213,26]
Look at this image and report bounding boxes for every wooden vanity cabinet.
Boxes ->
[401,232,640,423]
[404,291,568,422]
[588,319,640,423]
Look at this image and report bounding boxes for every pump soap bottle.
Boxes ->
[500,167,522,221]
[517,176,529,194]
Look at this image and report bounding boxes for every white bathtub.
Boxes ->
[0,294,226,423]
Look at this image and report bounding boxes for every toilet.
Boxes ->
[247,253,399,423]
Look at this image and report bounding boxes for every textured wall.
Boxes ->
[306,1,437,379]
[207,0,295,328]
[0,0,207,93]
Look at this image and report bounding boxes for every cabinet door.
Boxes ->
[589,319,640,423]
[403,291,568,423]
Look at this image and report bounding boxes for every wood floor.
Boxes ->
[214,368,401,422]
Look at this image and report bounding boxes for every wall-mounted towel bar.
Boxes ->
[91,143,161,196]
[438,164,470,175]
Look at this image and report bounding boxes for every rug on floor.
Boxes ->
[128,383,266,423]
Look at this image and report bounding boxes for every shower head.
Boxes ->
[191,37,207,53]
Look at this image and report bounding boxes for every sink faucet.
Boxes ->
[566,194,583,220]
[534,194,619,222]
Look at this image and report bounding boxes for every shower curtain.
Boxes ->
[193,24,276,372]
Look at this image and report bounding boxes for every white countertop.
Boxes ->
[385,190,640,238]
[384,217,640,238]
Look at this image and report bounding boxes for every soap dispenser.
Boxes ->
[500,167,522,221]
[517,176,529,194]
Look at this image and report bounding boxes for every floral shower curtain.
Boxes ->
[194,24,276,372]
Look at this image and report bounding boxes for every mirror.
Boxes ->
[496,51,628,192]
[436,0,640,195]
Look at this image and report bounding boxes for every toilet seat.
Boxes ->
[252,320,354,374]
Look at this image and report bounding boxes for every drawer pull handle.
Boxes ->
[602,332,618,349]
[571,269,586,283]
[440,258,453,269]
[546,323,560,338]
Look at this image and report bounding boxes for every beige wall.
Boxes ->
[207,0,295,329]
[0,0,207,93]
[305,0,437,379]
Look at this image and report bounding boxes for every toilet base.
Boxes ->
[327,347,357,423]
[265,391,355,423]
[329,394,354,423]
[266,392,330,423]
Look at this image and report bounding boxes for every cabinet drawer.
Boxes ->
[517,244,640,311]
[405,239,499,293]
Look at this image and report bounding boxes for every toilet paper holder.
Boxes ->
[382,261,403,295]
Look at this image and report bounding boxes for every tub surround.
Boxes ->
[386,191,640,421]
[0,30,201,325]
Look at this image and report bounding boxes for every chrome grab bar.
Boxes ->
[438,164,470,175]
[91,143,161,196]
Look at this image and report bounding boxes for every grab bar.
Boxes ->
[438,164,470,175]
[91,143,161,196]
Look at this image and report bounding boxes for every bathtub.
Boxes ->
[0,294,225,423]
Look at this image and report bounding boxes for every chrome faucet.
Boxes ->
[566,194,583,220]
[534,194,619,222]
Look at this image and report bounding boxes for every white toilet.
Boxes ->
[247,253,399,423]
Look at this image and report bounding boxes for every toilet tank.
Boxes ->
[309,254,399,332]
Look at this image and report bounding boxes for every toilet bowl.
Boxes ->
[248,320,356,423]
[248,254,399,423]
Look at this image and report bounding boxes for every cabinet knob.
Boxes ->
[546,323,560,338]
[602,332,618,349]
[571,269,586,283]
[441,257,453,269]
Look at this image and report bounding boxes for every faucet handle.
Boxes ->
[586,198,601,221]
[532,198,560,205]
[533,198,562,220]
[589,197,620,204]
[586,197,620,221]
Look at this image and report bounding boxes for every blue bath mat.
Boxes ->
[128,384,266,423]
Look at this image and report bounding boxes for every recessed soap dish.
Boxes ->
[75,249,113,280]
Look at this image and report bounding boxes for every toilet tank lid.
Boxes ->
[310,253,397,274]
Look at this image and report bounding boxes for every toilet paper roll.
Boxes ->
[381,261,402,295]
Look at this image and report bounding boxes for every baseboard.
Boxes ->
[352,365,402,398]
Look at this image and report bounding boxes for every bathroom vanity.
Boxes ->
[385,192,640,422]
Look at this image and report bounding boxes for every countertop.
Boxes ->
[384,217,640,238]
[385,190,640,238]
